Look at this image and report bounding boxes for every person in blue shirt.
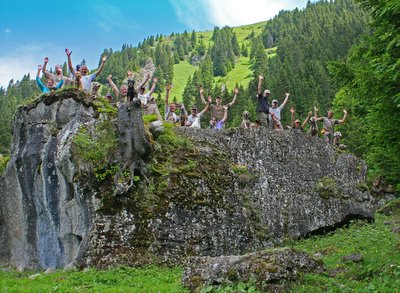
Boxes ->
[36,65,63,93]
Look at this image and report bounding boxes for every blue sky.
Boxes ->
[0,0,308,88]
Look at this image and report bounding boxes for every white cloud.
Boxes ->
[170,0,307,28]
[0,43,66,88]
[4,28,11,35]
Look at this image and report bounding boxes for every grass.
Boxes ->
[172,60,198,102]
[213,56,253,89]
[0,266,186,293]
[289,200,400,292]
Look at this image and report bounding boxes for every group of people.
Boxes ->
[36,49,107,94]
[35,52,347,145]
[255,75,348,145]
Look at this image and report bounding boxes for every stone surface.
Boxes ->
[0,91,376,269]
[182,248,324,292]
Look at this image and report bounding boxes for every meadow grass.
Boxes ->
[172,60,198,102]
[0,266,186,293]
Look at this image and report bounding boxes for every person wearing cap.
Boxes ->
[315,108,348,144]
[66,48,107,93]
[256,75,271,127]
[290,107,312,131]
[199,86,239,127]
[42,57,69,87]
[269,92,290,130]
[186,102,210,128]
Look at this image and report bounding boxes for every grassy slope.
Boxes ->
[2,199,400,292]
[171,21,267,101]
[171,60,197,102]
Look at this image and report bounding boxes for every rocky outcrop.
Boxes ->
[182,248,324,292]
[0,91,375,269]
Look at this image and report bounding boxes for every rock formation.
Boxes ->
[0,90,376,269]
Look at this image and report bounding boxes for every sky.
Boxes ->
[0,0,308,88]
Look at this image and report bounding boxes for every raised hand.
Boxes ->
[153,77,158,83]
[289,107,295,114]
[199,86,204,94]
[308,110,313,116]
[234,88,239,94]
[107,74,112,80]
[259,75,264,80]
[343,109,348,114]
[38,65,43,70]
[286,92,290,97]
[101,55,107,62]
[207,96,212,103]
[166,83,171,91]
[314,106,319,112]
[65,48,72,56]
[146,73,151,79]
[44,57,49,63]
[127,70,133,77]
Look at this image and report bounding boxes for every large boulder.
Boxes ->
[182,248,324,292]
[0,91,375,269]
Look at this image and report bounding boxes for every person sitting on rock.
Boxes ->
[186,103,210,129]
[66,48,106,93]
[199,86,238,128]
[315,108,348,144]
[36,65,63,93]
[208,106,228,130]
[165,83,187,125]
[290,107,312,131]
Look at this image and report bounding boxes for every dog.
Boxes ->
[241,111,251,129]
[308,116,319,137]
[127,79,137,102]
[90,82,101,98]
[74,72,83,90]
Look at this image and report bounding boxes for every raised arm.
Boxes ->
[36,65,45,91]
[281,92,290,107]
[165,83,171,106]
[302,110,312,129]
[338,109,348,124]
[137,73,151,90]
[42,57,51,79]
[257,75,263,95]
[198,101,210,116]
[107,74,120,97]
[199,86,208,105]
[65,48,76,75]
[226,88,239,108]
[314,107,323,121]
[94,55,107,76]
[290,107,295,128]
[148,77,158,96]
